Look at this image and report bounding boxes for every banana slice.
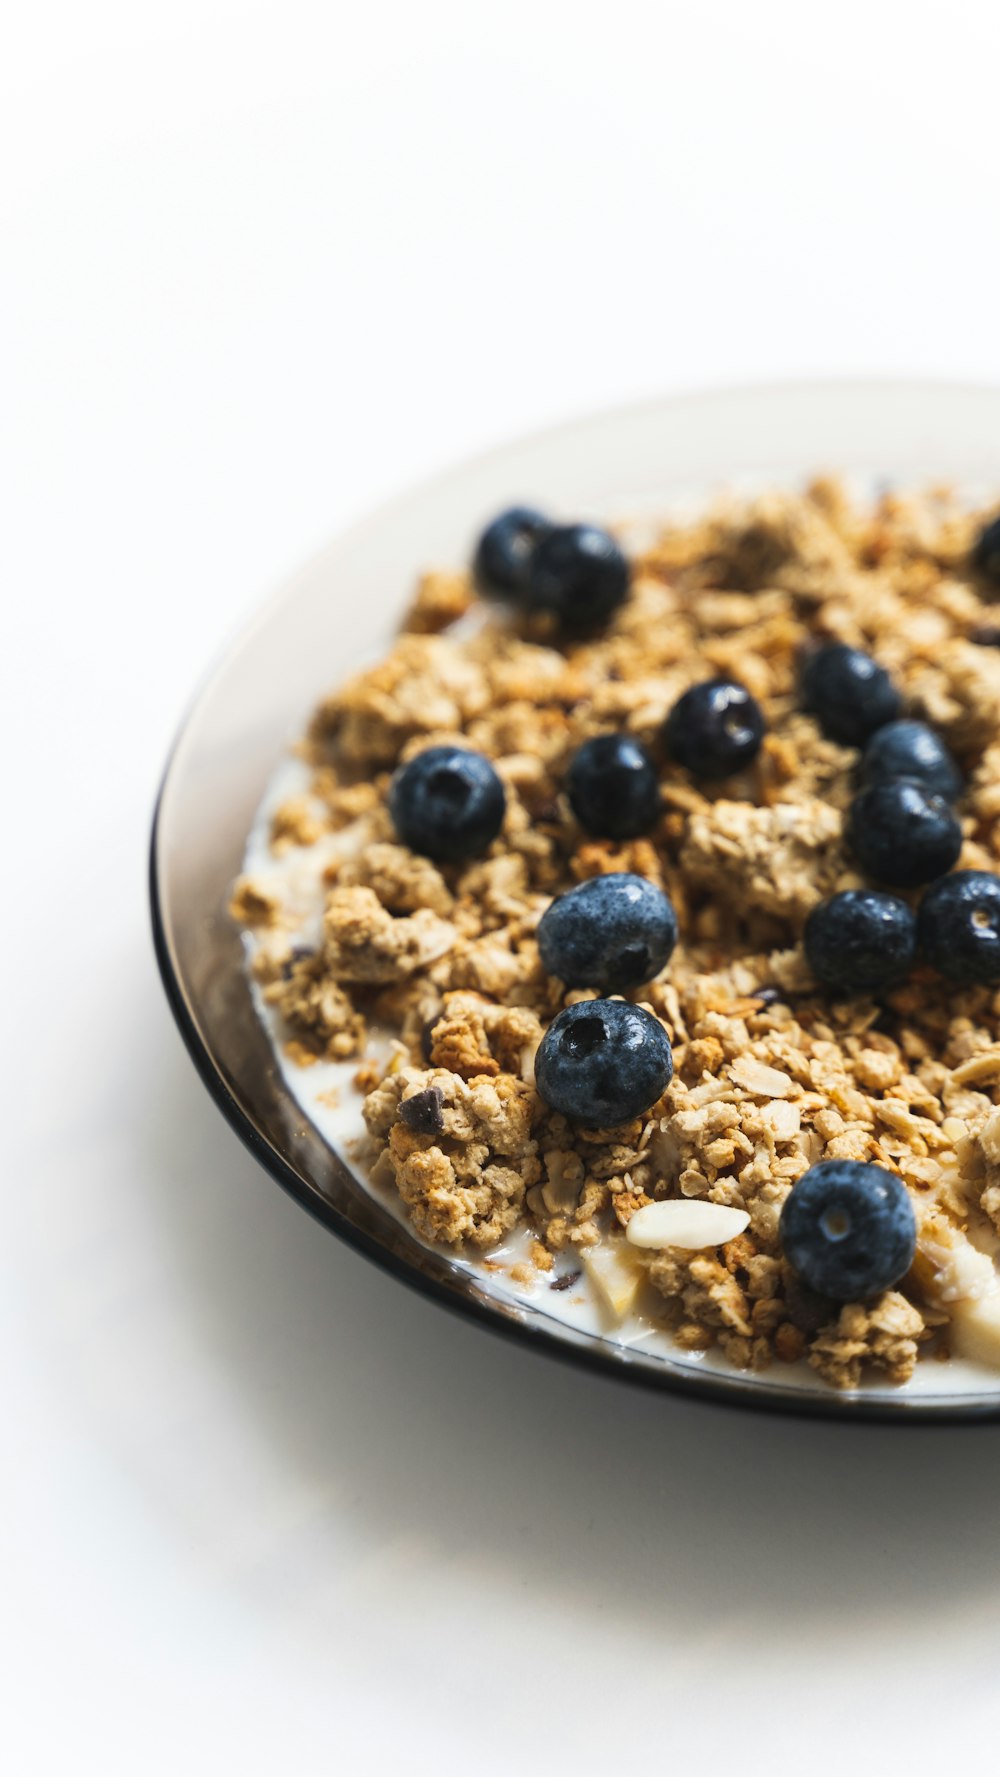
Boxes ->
[915,1234,997,1306]
[949,1290,1000,1368]
[582,1242,646,1321]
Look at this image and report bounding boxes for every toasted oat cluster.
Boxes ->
[234,479,1000,1390]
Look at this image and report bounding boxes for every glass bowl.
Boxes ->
[151,379,1000,1422]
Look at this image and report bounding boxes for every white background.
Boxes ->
[5,2,1000,1771]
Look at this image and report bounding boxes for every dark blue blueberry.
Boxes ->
[780,1160,916,1301]
[847,778,962,889]
[802,642,901,746]
[472,506,552,599]
[917,870,1000,985]
[535,999,673,1128]
[860,719,963,804]
[388,745,505,862]
[972,512,1000,586]
[537,873,678,991]
[664,678,765,779]
[525,524,630,630]
[567,734,661,839]
[804,890,916,995]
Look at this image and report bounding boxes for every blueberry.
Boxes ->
[535,999,673,1128]
[537,873,678,991]
[525,524,629,629]
[860,719,963,804]
[917,870,1000,985]
[472,506,551,599]
[566,734,661,839]
[780,1160,916,1301]
[804,890,916,995]
[802,643,901,746]
[972,513,1000,586]
[847,778,962,889]
[388,745,505,862]
[664,678,765,779]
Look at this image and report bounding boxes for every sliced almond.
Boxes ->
[978,1106,1000,1166]
[758,1100,801,1142]
[540,1153,583,1215]
[519,1038,540,1085]
[626,1199,751,1250]
[952,1049,1000,1086]
[581,1242,645,1321]
[728,1057,795,1098]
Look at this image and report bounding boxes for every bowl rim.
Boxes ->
[150,375,1000,1427]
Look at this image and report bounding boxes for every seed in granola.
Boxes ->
[550,1269,582,1292]
[388,744,505,862]
[972,511,1000,586]
[280,945,315,980]
[537,872,677,991]
[917,870,1000,985]
[780,1159,916,1301]
[802,642,901,746]
[773,1322,806,1363]
[534,999,672,1128]
[969,624,1000,647]
[804,889,916,995]
[566,733,661,839]
[861,719,963,804]
[524,523,629,629]
[847,778,962,889]
[472,506,552,600]
[663,678,765,780]
[782,1271,836,1335]
[398,1086,446,1136]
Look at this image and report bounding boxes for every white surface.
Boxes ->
[6,3,1000,1772]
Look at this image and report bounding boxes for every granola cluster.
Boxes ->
[234,478,1000,1390]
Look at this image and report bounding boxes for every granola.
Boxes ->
[234,479,1000,1392]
